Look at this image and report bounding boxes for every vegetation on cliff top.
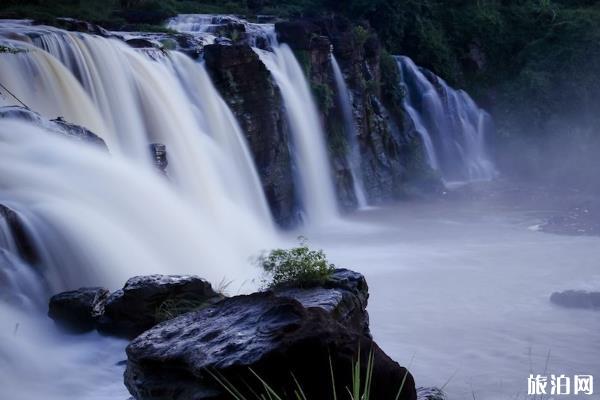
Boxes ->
[3,0,599,184]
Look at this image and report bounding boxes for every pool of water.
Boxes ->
[306,197,600,399]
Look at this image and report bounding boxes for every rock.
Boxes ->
[36,17,111,37]
[97,275,222,338]
[149,143,168,174]
[0,204,38,264]
[125,37,162,49]
[0,106,107,149]
[48,287,110,332]
[275,268,370,335]
[204,44,300,227]
[125,292,416,400]
[275,20,321,50]
[417,387,447,400]
[550,290,600,310]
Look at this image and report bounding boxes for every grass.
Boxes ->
[206,348,412,400]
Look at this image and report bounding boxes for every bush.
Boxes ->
[256,237,335,288]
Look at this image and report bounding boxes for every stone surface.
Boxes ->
[275,268,370,334]
[550,290,600,310]
[149,143,168,174]
[204,44,300,227]
[0,204,38,264]
[48,287,110,332]
[0,106,107,149]
[97,275,221,338]
[125,292,416,400]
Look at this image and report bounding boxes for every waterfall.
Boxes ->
[255,44,339,222]
[330,56,368,208]
[167,14,339,223]
[396,55,496,182]
[0,119,274,399]
[0,22,273,226]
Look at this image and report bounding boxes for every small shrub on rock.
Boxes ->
[256,237,335,288]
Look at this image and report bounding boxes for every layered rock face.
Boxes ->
[275,18,438,206]
[204,45,300,227]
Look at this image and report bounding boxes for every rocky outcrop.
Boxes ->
[48,287,110,332]
[125,292,416,400]
[148,143,168,175]
[0,204,38,264]
[275,18,438,204]
[204,44,300,227]
[550,290,600,310]
[97,275,222,339]
[0,106,107,149]
[275,268,370,335]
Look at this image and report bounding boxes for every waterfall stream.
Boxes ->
[330,56,368,208]
[396,56,497,182]
[0,22,272,227]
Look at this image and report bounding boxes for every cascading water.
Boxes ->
[0,119,275,399]
[396,55,497,182]
[255,44,339,223]
[167,14,339,223]
[0,21,272,226]
[330,56,368,208]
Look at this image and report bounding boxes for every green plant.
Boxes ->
[255,237,335,288]
[311,82,334,111]
[206,348,412,400]
[154,297,211,322]
[352,25,370,49]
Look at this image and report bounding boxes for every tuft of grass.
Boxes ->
[255,236,335,289]
[206,348,412,400]
[154,297,211,322]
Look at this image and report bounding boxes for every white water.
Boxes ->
[256,44,339,223]
[331,55,369,208]
[167,14,339,223]
[0,119,274,399]
[0,22,272,227]
[397,56,496,183]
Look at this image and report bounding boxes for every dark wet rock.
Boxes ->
[149,143,168,175]
[275,17,438,208]
[35,17,111,37]
[97,275,222,339]
[275,268,370,335]
[0,204,38,264]
[48,287,110,333]
[125,292,416,400]
[275,20,321,50]
[550,290,600,310]
[417,387,447,400]
[204,44,299,227]
[0,106,107,149]
[125,37,162,49]
[50,116,107,147]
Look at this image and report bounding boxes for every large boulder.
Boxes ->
[97,275,222,338]
[550,290,600,310]
[48,287,110,332]
[125,292,416,400]
[275,268,370,335]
